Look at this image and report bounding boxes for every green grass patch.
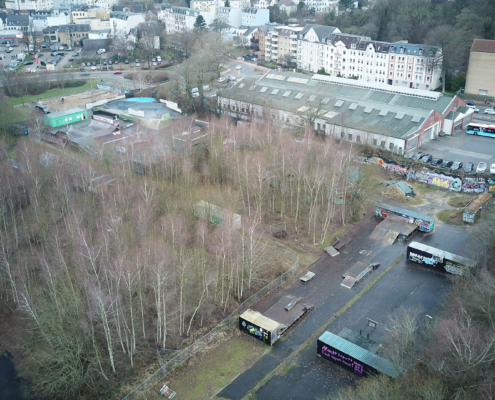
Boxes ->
[447,196,471,208]
[169,335,270,400]
[437,209,464,225]
[7,79,97,106]
[220,66,228,73]
[165,65,175,71]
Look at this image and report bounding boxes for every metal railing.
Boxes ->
[122,252,299,400]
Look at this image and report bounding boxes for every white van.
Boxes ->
[97,49,106,55]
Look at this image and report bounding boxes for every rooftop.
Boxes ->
[45,108,86,119]
[220,71,454,140]
[240,309,282,332]
[471,38,495,54]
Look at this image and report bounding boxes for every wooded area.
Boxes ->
[0,118,363,399]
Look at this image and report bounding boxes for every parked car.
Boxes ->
[451,161,463,171]
[411,152,425,161]
[441,160,453,168]
[35,104,50,114]
[236,65,242,70]
[463,162,474,173]
[484,109,495,115]
[91,66,96,70]
[152,62,157,66]
[23,61,33,65]
[108,60,112,65]
[467,105,479,113]
[476,162,487,172]
[430,158,443,166]
[421,154,432,163]
[68,58,74,62]
[490,164,495,174]
[114,70,122,74]
[135,62,140,67]
[96,49,106,55]
[465,101,474,106]
[124,59,129,64]
[217,77,226,82]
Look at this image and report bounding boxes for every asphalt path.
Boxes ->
[218,211,468,400]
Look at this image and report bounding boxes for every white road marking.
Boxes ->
[446,148,493,160]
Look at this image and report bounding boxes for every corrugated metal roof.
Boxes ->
[319,331,400,378]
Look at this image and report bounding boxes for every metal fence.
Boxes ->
[122,252,300,400]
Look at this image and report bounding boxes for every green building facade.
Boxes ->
[44,108,88,128]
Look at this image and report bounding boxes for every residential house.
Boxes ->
[164,7,214,34]
[241,7,269,27]
[6,0,52,11]
[6,14,30,32]
[32,10,71,32]
[217,7,242,28]
[465,39,495,97]
[278,1,297,15]
[236,25,258,46]
[43,24,90,46]
[110,11,145,37]
[190,0,216,13]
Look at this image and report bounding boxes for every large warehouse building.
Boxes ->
[218,71,472,154]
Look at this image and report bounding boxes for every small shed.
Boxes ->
[44,108,88,128]
[239,309,286,346]
[463,193,492,223]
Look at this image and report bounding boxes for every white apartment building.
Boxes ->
[110,11,145,37]
[301,0,338,13]
[387,42,441,90]
[241,7,269,27]
[265,25,303,64]
[6,0,53,11]
[32,10,71,32]
[217,7,242,28]
[190,0,216,13]
[298,24,441,90]
[164,7,214,34]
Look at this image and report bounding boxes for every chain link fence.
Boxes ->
[122,252,299,400]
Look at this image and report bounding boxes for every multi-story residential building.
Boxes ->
[43,23,90,46]
[387,42,441,90]
[164,7,214,34]
[297,24,441,91]
[241,7,269,27]
[257,23,279,54]
[217,7,242,28]
[32,10,71,32]
[465,39,495,96]
[6,0,51,11]
[265,25,303,65]
[110,11,145,37]
[190,0,216,13]
[6,14,30,32]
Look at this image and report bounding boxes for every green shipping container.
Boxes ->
[44,108,88,128]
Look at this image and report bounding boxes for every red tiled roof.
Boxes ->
[471,39,495,53]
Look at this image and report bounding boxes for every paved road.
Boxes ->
[217,211,467,400]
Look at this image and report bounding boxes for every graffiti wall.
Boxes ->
[462,178,487,193]
[406,246,467,276]
[239,317,272,345]
[360,156,480,193]
[376,205,434,233]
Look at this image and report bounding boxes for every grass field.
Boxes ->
[8,79,97,106]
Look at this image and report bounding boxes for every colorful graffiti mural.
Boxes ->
[376,205,435,232]
[369,157,409,176]
[462,178,487,193]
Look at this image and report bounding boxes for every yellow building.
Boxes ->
[465,39,495,97]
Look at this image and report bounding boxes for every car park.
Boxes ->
[490,164,495,174]
[463,162,474,173]
[476,162,487,173]
[441,160,453,168]
[484,109,495,115]
[430,158,443,166]
[421,154,432,163]
[451,161,463,171]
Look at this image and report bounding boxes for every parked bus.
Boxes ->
[466,123,495,137]
[407,241,476,276]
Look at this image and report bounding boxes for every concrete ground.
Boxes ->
[216,206,469,400]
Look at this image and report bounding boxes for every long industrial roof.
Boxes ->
[220,71,455,140]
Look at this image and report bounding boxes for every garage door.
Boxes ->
[406,135,419,150]
[422,127,434,144]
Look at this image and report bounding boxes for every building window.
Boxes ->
[389,143,394,150]
[348,133,353,140]
[340,131,345,139]
[373,138,377,146]
[356,135,361,142]
[381,141,385,148]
